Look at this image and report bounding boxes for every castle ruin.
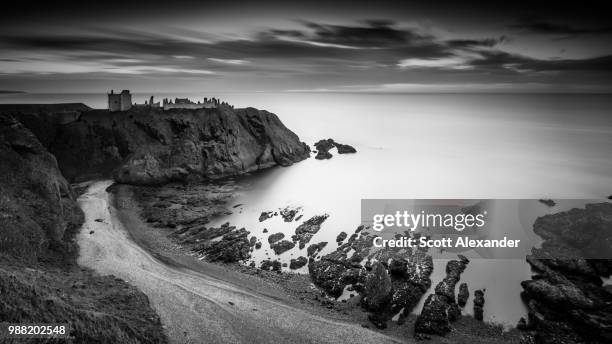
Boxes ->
[108,90,132,112]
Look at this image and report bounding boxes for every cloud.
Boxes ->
[208,58,249,65]
[398,57,474,70]
[0,19,611,92]
[509,18,612,36]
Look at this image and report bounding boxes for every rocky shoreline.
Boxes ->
[518,203,612,343]
[126,180,526,343]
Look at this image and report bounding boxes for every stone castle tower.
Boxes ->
[108,90,132,112]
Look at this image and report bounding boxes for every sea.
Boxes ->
[3,91,612,326]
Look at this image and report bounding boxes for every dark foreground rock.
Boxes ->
[473,289,485,321]
[458,283,469,307]
[307,242,328,258]
[414,256,469,337]
[308,226,435,330]
[270,240,295,255]
[290,256,308,269]
[198,228,251,263]
[0,114,167,343]
[520,203,612,344]
[313,138,356,160]
[260,260,282,272]
[4,105,310,184]
[268,232,285,244]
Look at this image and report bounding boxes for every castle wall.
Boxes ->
[120,92,132,111]
[163,103,216,110]
[108,94,122,112]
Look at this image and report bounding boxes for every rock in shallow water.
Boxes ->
[267,232,285,244]
[292,214,329,249]
[270,240,295,255]
[473,289,485,321]
[313,138,356,160]
[414,257,469,337]
[458,282,469,307]
[520,203,612,343]
[289,256,308,270]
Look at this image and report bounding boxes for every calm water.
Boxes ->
[4,92,612,326]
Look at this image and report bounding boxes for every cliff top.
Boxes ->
[0,103,91,113]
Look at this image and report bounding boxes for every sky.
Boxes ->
[1,0,611,93]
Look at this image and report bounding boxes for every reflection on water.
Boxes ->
[4,92,612,326]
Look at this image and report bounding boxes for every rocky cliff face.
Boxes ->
[0,113,167,343]
[9,105,310,185]
[0,114,83,264]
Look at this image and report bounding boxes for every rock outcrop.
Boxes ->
[313,138,356,160]
[458,283,469,307]
[414,256,469,337]
[268,232,285,244]
[270,240,295,255]
[290,256,308,269]
[5,105,310,185]
[292,214,329,249]
[473,289,485,321]
[519,203,612,344]
[308,226,434,330]
[307,241,328,258]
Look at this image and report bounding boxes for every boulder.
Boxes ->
[292,214,329,249]
[458,283,469,307]
[268,232,285,244]
[270,240,295,255]
[474,289,485,321]
[289,256,308,270]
